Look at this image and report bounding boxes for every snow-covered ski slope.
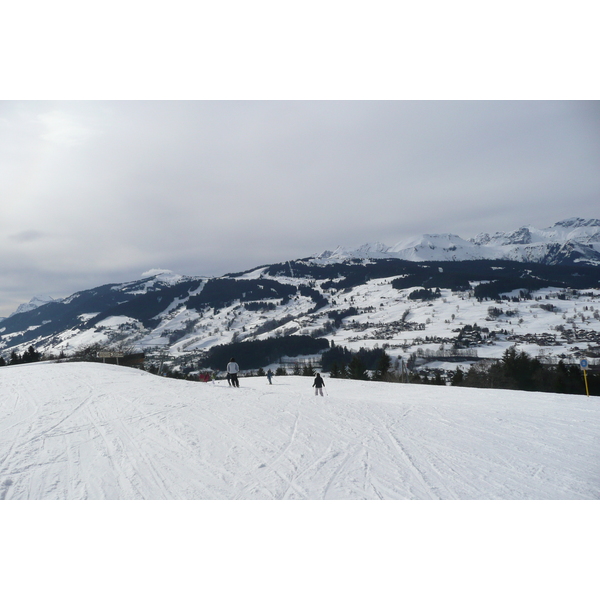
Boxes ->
[1,362,598,500]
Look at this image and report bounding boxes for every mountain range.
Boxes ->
[2,218,600,373]
[313,218,600,265]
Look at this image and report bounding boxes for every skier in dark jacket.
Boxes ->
[313,373,325,396]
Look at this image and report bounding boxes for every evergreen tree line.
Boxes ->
[0,346,43,366]
[321,344,392,381]
[320,343,598,394]
[451,347,599,396]
[187,278,297,311]
[326,307,359,327]
[4,341,595,396]
[298,285,328,311]
[199,335,329,371]
[407,287,442,301]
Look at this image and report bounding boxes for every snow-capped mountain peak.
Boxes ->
[554,217,600,229]
[312,218,600,266]
[140,269,183,283]
[313,242,391,262]
[9,294,58,318]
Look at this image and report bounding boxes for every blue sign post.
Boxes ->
[580,359,590,397]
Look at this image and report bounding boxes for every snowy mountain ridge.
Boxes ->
[8,294,60,318]
[2,218,600,373]
[312,218,600,265]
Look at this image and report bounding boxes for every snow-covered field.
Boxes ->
[3,361,598,599]
[1,361,598,500]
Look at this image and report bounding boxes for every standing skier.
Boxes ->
[313,372,325,396]
[227,357,240,388]
[266,369,273,384]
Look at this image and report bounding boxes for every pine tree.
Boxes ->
[451,367,464,386]
[372,351,392,381]
[348,356,369,380]
[22,346,41,363]
[501,347,543,391]
[303,362,315,377]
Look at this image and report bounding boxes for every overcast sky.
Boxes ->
[1,100,599,315]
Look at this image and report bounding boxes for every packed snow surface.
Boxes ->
[1,362,598,500]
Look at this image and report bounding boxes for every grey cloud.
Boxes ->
[9,230,48,243]
[1,100,599,316]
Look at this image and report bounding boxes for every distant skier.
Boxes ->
[227,357,240,388]
[313,372,325,396]
[266,369,274,384]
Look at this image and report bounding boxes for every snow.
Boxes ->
[1,361,597,501]
[95,315,137,328]
[138,268,187,285]
[319,280,600,367]
[235,266,269,279]
[311,219,600,265]
[8,294,57,317]
[141,268,175,278]
[2,361,597,599]
[13,270,598,374]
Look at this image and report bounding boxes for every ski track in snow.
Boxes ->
[0,362,599,500]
